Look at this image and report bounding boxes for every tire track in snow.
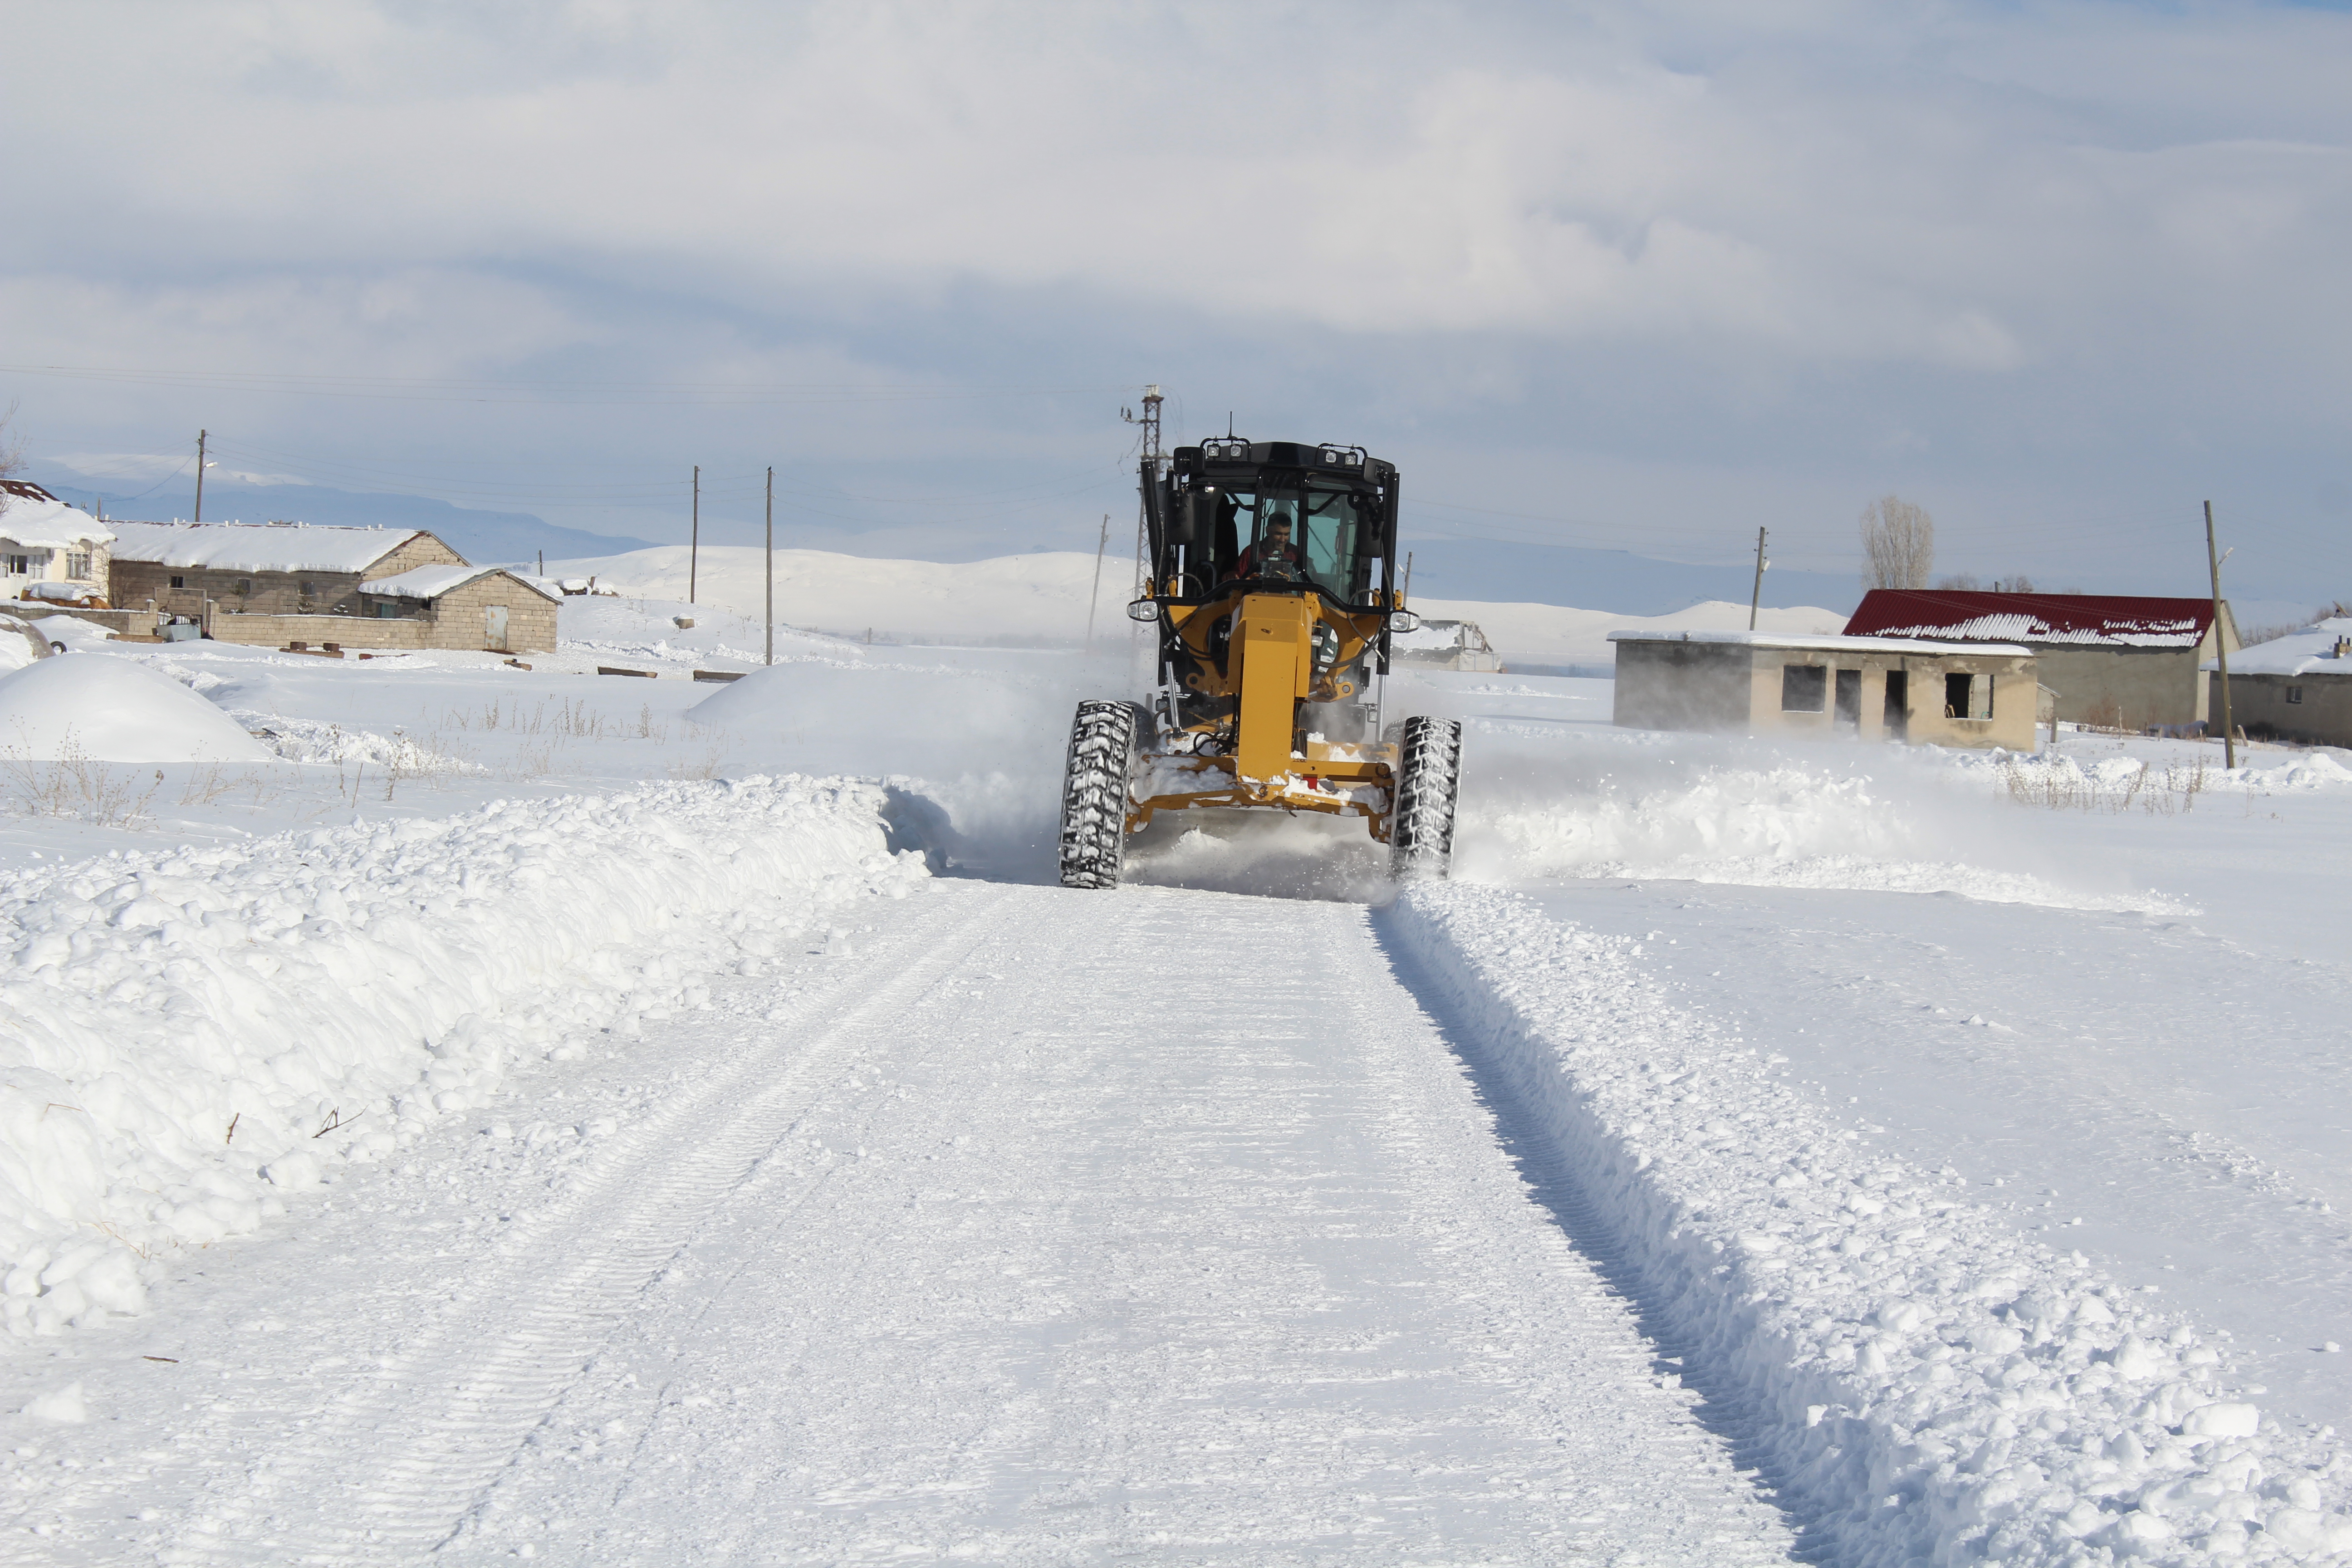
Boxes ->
[426,883,1804,1565]
[153,882,1020,1563]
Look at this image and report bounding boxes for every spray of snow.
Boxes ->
[1453,738,2192,912]
[225,708,485,775]
[0,775,925,1337]
[1391,882,2352,1565]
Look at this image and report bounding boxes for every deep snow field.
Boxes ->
[2,593,2351,1564]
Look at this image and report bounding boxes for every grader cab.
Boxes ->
[1055,436,1462,890]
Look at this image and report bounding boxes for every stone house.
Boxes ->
[1610,629,2039,750]
[1842,590,2237,731]
[108,519,466,618]
[2205,617,2352,747]
[103,519,561,653]
[0,481,114,604]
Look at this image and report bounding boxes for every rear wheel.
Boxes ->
[1057,700,1138,889]
[1389,715,1462,882]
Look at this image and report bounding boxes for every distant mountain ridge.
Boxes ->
[25,463,1862,617]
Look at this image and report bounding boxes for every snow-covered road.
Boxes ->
[15,879,1800,1565]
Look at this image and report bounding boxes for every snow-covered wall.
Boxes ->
[1389,883,2352,1565]
[0,776,927,1336]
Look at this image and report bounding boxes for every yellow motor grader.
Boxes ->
[1057,436,1461,889]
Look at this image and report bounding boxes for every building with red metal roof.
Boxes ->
[1842,590,2239,730]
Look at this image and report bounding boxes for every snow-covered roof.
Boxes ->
[1608,628,2031,656]
[2205,617,2352,677]
[1843,590,2218,648]
[108,519,421,573]
[0,496,114,550]
[1392,618,1477,652]
[361,564,561,603]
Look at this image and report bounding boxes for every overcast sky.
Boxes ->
[5,1,2350,600]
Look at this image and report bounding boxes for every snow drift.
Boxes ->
[0,775,926,1335]
[0,655,272,764]
[1390,883,2352,1566]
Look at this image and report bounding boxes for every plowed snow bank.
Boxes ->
[0,776,926,1336]
[1390,883,2352,1566]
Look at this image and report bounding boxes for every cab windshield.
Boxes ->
[1225,481,1367,598]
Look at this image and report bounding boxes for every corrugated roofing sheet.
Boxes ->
[1843,590,2217,648]
[1608,628,2031,655]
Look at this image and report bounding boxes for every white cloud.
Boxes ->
[3,1,2349,589]
[15,1,2339,367]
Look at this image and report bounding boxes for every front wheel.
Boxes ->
[1389,716,1462,882]
[1057,700,1138,889]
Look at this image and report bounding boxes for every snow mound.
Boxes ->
[2256,750,2352,791]
[0,656,271,764]
[1391,883,2352,1567]
[0,775,927,1336]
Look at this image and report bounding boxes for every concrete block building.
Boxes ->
[358,564,559,654]
[1843,591,2236,731]
[0,481,113,605]
[2206,617,2352,747]
[1611,630,2039,750]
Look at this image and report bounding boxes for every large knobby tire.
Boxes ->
[1057,700,1138,890]
[1389,715,1463,882]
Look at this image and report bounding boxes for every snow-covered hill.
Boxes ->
[542,543,1847,664]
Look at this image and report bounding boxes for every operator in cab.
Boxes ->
[1227,511,1303,582]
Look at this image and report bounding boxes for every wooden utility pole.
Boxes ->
[2205,500,2235,769]
[1085,512,1110,651]
[689,465,700,605]
[764,466,774,668]
[1748,526,1769,631]
[193,429,208,523]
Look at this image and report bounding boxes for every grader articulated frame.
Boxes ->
[1055,436,1462,890]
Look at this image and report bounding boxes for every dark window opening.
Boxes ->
[2287,686,2304,705]
[1945,671,1994,720]
[1883,669,1909,739]
[1833,668,1862,729]
[169,574,186,589]
[1781,664,1827,713]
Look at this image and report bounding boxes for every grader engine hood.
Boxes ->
[1232,594,1314,782]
